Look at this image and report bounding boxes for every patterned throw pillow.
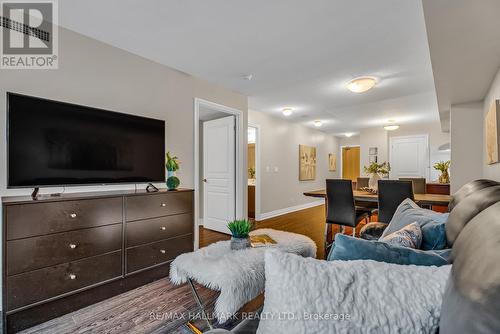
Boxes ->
[380,222,422,249]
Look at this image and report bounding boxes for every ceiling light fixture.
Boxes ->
[383,120,400,131]
[346,76,377,93]
[282,108,293,116]
[313,120,323,127]
[345,133,354,137]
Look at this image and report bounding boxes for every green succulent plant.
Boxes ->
[165,152,180,172]
[227,219,253,238]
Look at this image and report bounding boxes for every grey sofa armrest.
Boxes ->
[359,222,388,240]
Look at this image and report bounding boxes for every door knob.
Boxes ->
[203,178,207,183]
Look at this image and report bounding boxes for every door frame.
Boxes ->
[248,123,261,221]
[389,134,430,180]
[194,98,244,249]
[340,145,360,179]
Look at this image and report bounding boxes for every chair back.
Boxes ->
[399,177,426,194]
[356,177,369,190]
[326,179,356,227]
[378,180,414,223]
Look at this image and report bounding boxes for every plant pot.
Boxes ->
[439,171,450,184]
[368,173,381,191]
[166,171,180,190]
[230,237,250,250]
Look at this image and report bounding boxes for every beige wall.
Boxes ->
[0,27,247,198]
[344,121,449,180]
[450,102,483,192]
[483,67,500,181]
[359,127,389,175]
[248,110,339,216]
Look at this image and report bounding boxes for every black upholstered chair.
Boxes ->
[325,179,371,252]
[399,177,426,194]
[377,180,414,223]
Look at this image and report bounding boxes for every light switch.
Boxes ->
[273,167,279,172]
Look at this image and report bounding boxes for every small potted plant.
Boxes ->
[248,167,256,179]
[165,152,180,190]
[227,219,252,250]
[433,160,450,184]
[363,161,391,191]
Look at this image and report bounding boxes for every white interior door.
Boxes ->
[390,135,429,180]
[203,116,235,234]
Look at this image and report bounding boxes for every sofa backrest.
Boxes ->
[440,179,500,333]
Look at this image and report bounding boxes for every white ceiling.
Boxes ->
[422,0,500,113]
[58,0,439,134]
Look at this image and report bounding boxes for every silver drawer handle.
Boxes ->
[160,226,166,231]
[69,273,77,280]
[161,203,166,207]
[69,213,77,218]
[69,243,78,249]
[160,249,166,254]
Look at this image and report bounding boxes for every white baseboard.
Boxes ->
[255,199,324,221]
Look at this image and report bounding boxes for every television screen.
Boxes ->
[7,92,165,188]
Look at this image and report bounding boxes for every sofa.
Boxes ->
[207,179,500,334]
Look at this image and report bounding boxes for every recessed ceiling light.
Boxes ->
[383,120,400,131]
[313,120,323,127]
[346,76,377,93]
[282,108,293,116]
[345,132,354,137]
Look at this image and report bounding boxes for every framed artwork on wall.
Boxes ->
[486,99,500,164]
[299,144,317,180]
[369,147,378,156]
[328,153,337,171]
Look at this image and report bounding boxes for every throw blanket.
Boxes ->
[258,251,451,334]
[170,229,316,323]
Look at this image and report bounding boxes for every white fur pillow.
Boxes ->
[257,250,450,334]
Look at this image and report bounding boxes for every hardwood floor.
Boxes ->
[200,203,369,259]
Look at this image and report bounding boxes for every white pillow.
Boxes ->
[257,250,450,334]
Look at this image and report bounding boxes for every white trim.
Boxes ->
[248,123,261,220]
[339,145,360,179]
[255,199,324,221]
[198,218,204,226]
[194,98,245,250]
[389,134,430,180]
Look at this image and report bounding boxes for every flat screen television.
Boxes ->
[7,92,165,188]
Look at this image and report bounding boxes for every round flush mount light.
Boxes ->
[345,132,354,137]
[346,76,377,93]
[383,120,400,131]
[282,108,293,116]
[313,120,323,127]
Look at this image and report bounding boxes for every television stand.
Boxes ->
[31,187,40,200]
[146,183,159,192]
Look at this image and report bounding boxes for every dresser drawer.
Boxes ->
[7,251,122,311]
[126,213,193,247]
[7,224,122,276]
[6,197,123,240]
[126,234,193,274]
[125,191,193,221]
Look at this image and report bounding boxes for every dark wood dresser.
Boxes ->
[2,188,194,333]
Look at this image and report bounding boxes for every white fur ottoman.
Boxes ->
[170,228,316,323]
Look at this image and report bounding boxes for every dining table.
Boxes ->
[304,188,451,258]
[303,189,451,206]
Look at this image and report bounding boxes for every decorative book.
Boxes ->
[250,234,277,248]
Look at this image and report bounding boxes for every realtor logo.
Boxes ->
[1,0,58,69]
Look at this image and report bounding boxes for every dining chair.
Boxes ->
[325,179,372,253]
[377,180,414,223]
[356,177,369,190]
[399,177,426,194]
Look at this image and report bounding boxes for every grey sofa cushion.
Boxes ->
[440,181,500,334]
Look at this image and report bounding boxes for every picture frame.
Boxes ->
[299,145,317,180]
